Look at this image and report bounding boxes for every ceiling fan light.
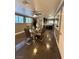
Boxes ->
[33,15,37,17]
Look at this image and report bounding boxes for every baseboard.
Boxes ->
[15,31,24,35]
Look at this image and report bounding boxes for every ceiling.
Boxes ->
[15,0,35,9]
[33,0,62,17]
[15,0,63,17]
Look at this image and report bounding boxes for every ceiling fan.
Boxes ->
[32,10,42,18]
[22,0,31,4]
[32,10,42,16]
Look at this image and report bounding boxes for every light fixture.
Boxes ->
[33,48,37,55]
[46,43,50,50]
[47,35,49,37]
[33,14,37,17]
[49,38,51,41]
[32,10,42,16]
[47,14,54,19]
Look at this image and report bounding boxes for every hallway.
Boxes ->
[16,30,61,59]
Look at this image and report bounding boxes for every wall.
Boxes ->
[54,6,64,59]
[55,7,64,59]
[58,7,64,59]
[15,23,31,42]
[15,23,31,33]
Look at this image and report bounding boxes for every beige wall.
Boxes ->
[15,23,31,33]
[15,23,32,44]
[54,6,64,59]
[58,7,64,59]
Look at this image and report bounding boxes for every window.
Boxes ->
[15,15,19,23]
[15,15,24,23]
[46,20,54,25]
[48,20,54,24]
[15,15,33,23]
[25,17,33,23]
[54,19,59,25]
[18,16,24,23]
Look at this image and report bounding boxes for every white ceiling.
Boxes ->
[15,0,62,17]
[33,0,62,17]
